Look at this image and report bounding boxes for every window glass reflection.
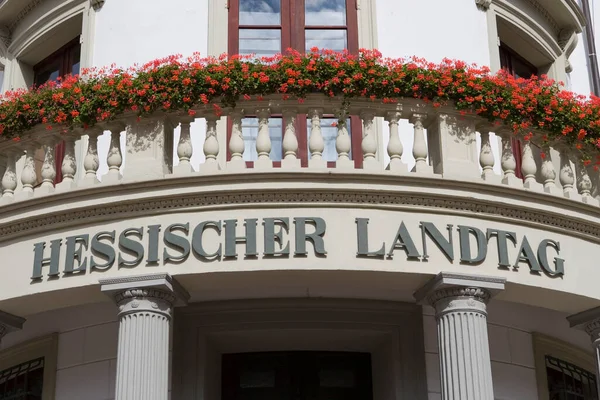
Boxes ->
[305,29,347,52]
[239,29,282,58]
[307,118,351,162]
[305,0,346,26]
[240,0,281,25]
[242,117,283,161]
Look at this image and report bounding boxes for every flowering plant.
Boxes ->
[1,48,600,163]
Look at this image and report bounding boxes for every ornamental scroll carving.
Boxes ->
[114,288,177,319]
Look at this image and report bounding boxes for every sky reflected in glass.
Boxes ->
[305,30,347,52]
[240,0,281,25]
[239,29,281,58]
[305,0,346,26]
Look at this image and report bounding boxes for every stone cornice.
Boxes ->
[414,272,505,306]
[1,178,598,246]
[100,273,190,307]
[567,306,600,339]
[0,309,25,338]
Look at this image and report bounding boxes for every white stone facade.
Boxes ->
[0,0,599,399]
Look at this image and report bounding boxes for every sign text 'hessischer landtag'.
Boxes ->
[31,217,565,280]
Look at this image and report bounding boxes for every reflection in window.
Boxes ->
[239,29,282,58]
[307,118,352,162]
[242,117,283,161]
[306,30,347,52]
[239,0,281,25]
[0,358,44,400]
[546,356,598,400]
[305,0,346,26]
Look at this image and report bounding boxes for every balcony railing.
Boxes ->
[0,95,597,207]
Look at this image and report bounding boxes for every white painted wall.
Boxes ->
[424,299,593,400]
[92,0,210,176]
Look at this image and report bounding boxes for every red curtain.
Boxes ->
[511,137,523,179]
[53,140,65,184]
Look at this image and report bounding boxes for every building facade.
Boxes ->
[0,0,600,399]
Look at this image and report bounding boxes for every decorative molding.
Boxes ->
[568,305,600,338]
[8,0,43,33]
[1,189,600,244]
[100,273,190,307]
[90,0,104,11]
[0,26,10,49]
[414,272,505,306]
[0,309,25,338]
[427,287,491,307]
[521,0,560,34]
[475,0,492,11]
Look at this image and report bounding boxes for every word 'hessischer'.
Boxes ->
[31,217,564,280]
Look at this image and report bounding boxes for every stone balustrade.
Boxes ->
[0,95,598,208]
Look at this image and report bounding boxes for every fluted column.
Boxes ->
[101,274,189,400]
[415,272,505,400]
[568,307,600,398]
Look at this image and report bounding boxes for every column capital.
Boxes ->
[568,306,600,339]
[0,310,26,341]
[414,272,506,309]
[100,273,190,318]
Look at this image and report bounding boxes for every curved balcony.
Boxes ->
[0,88,600,317]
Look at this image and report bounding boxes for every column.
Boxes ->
[0,310,25,346]
[568,306,600,397]
[100,273,189,400]
[414,272,505,400]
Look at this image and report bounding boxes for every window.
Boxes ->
[32,37,81,185]
[533,333,598,400]
[0,334,57,400]
[227,0,362,167]
[0,358,44,400]
[546,356,598,400]
[33,37,81,87]
[221,351,373,400]
[499,42,539,179]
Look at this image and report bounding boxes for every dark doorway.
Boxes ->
[221,351,373,400]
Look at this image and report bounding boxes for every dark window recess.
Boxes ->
[499,42,539,179]
[546,356,599,400]
[0,357,44,400]
[227,0,362,167]
[222,351,373,400]
[33,37,81,185]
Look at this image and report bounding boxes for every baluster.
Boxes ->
[37,138,57,195]
[497,133,520,187]
[82,131,100,185]
[1,152,17,203]
[541,147,560,195]
[228,110,246,170]
[174,117,194,175]
[385,111,406,173]
[56,137,77,191]
[255,108,272,169]
[17,146,36,199]
[335,109,352,169]
[559,150,580,200]
[410,113,432,174]
[200,114,221,172]
[361,110,378,169]
[578,161,598,205]
[478,128,496,182]
[282,108,300,169]
[521,140,542,191]
[308,108,326,168]
[103,127,123,183]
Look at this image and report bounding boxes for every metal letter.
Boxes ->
[118,227,144,268]
[486,229,517,269]
[32,239,62,279]
[458,225,487,264]
[513,236,542,273]
[537,239,565,276]
[146,225,161,265]
[356,218,385,258]
[263,218,290,256]
[420,222,454,262]
[387,222,420,259]
[192,221,222,259]
[64,234,89,274]
[90,231,116,271]
[224,219,258,258]
[163,223,190,263]
[294,217,327,256]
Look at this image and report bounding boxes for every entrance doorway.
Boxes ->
[221,351,373,400]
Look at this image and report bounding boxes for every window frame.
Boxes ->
[0,334,58,400]
[533,332,597,400]
[33,37,81,88]
[227,0,363,168]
